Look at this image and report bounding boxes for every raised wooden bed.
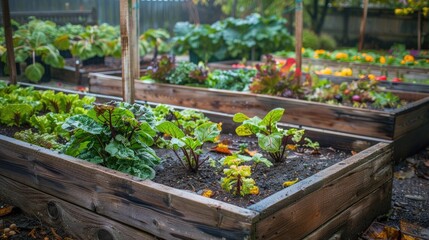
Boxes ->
[0,87,393,239]
[88,72,429,159]
[208,60,429,93]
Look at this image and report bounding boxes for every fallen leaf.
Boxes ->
[283,178,299,188]
[211,143,232,155]
[0,204,14,217]
[351,150,357,155]
[50,227,62,240]
[201,189,214,198]
[363,221,400,239]
[28,228,37,239]
[394,168,415,180]
[244,148,257,157]
[400,220,429,240]
[286,144,297,151]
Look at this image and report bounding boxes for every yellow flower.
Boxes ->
[319,67,332,75]
[368,74,376,80]
[301,47,305,53]
[395,8,403,15]
[335,52,348,60]
[250,186,259,195]
[403,55,415,63]
[379,56,386,64]
[365,55,373,62]
[401,60,405,65]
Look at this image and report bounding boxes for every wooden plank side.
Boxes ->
[250,143,393,240]
[393,96,429,139]
[0,175,156,240]
[0,136,257,240]
[89,74,397,139]
[303,180,392,240]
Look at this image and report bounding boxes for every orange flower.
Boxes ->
[403,55,415,63]
[379,56,386,64]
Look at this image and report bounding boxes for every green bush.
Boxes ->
[319,33,337,50]
[302,29,320,50]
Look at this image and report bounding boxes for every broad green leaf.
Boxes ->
[261,108,284,127]
[257,133,282,153]
[235,125,253,136]
[232,112,249,123]
[105,141,135,160]
[62,115,103,134]
[25,63,45,83]
[195,122,220,143]
[156,121,185,138]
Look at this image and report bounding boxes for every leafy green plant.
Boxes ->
[156,120,220,173]
[302,29,320,50]
[40,90,95,114]
[140,55,175,83]
[14,129,61,150]
[62,102,160,180]
[12,18,65,82]
[0,103,35,126]
[250,55,303,97]
[166,61,208,86]
[139,28,171,61]
[233,108,316,162]
[55,23,120,61]
[220,153,272,196]
[207,68,256,91]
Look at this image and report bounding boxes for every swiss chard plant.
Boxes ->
[155,108,221,172]
[156,121,220,173]
[62,102,160,180]
[233,108,318,162]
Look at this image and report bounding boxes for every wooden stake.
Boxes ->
[417,9,421,51]
[295,0,303,82]
[358,0,368,51]
[119,0,139,103]
[1,0,17,85]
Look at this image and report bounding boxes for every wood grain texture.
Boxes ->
[0,175,156,240]
[303,180,392,240]
[0,136,257,240]
[87,73,429,140]
[250,143,392,240]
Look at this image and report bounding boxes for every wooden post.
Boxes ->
[119,0,139,103]
[358,0,368,51]
[1,0,17,85]
[417,9,421,51]
[295,0,303,82]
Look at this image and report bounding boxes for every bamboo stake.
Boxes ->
[119,0,139,103]
[295,0,303,83]
[358,0,368,51]
[1,0,17,85]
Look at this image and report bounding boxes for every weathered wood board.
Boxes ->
[89,72,429,142]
